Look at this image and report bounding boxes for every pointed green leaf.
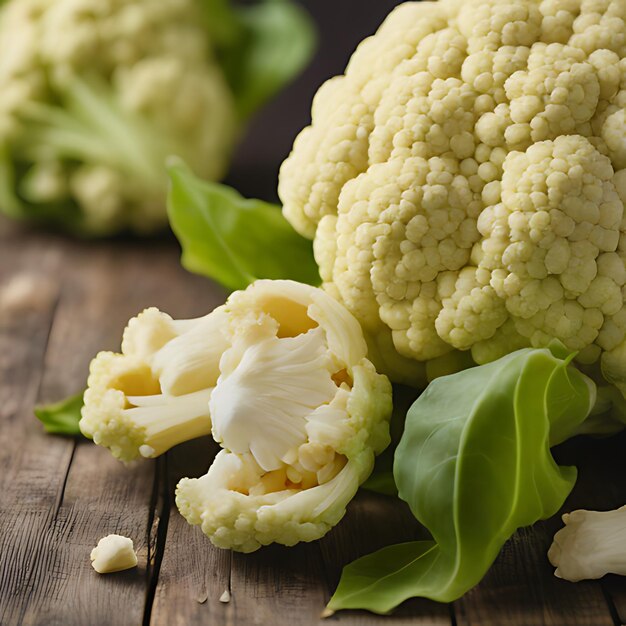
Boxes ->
[167,160,319,292]
[330,347,595,613]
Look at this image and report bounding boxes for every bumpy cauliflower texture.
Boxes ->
[80,280,392,551]
[279,0,626,388]
[80,307,226,461]
[0,0,236,234]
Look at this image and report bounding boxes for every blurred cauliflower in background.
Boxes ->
[278,0,626,388]
[0,0,314,235]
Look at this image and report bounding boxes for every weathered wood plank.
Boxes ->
[229,542,328,626]
[0,221,72,626]
[150,439,233,626]
[35,240,223,626]
[15,240,159,626]
[0,217,223,625]
[456,527,614,626]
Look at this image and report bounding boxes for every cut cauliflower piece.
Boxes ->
[279,0,626,393]
[81,280,392,550]
[90,534,138,574]
[176,280,392,552]
[79,307,228,462]
[548,506,626,582]
[209,326,339,472]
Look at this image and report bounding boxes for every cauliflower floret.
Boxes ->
[176,450,360,553]
[548,505,626,582]
[81,280,392,550]
[279,0,626,390]
[90,534,138,574]
[0,0,237,234]
[79,307,228,461]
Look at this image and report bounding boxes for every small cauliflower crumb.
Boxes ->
[548,506,626,582]
[219,589,231,603]
[90,534,138,574]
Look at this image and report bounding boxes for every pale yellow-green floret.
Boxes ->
[0,0,237,234]
[279,0,626,390]
[81,280,392,550]
[79,307,223,462]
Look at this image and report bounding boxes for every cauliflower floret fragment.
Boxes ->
[81,280,392,550]
[548,506,626,582]
[79,307,228,462]
[279,0,626,390]
[438,135,623,357]
[90,534,138,574]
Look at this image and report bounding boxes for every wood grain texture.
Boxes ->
[149,438,232,626]
[19,233,218,626]
[0,221,73,626]
[0,218,222,626]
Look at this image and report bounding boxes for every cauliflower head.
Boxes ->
[80,280,392,551]
[279,0,626,390]
[0,0,237,234]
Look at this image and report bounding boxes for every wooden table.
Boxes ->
[1,216,625,626]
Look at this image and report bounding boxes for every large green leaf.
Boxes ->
[329,346,595,613]
[168,160,319,291]
[204,0,316,120]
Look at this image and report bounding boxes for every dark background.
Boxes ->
[225,0,404,202]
